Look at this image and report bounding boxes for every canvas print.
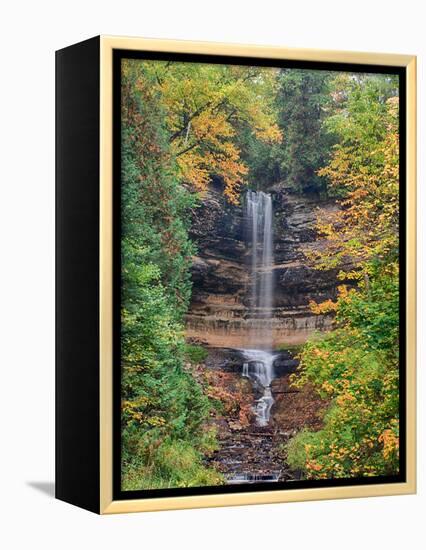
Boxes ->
[118,56,401,492]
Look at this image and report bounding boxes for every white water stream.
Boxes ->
[242,191,276,427]
[242,349,276,427]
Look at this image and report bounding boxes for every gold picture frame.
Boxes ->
[56,35,416,514]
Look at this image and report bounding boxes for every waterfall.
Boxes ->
[241,349,275,427]
[241,191,276,427]
[246,190,274,348]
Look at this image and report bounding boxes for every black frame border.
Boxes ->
[112,49,407,502]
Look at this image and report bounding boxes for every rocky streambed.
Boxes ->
[203,348,328,484]
[186,183,336,484]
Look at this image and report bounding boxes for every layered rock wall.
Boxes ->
[185,184,339,348]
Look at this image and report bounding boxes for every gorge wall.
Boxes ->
[185,183,340,349]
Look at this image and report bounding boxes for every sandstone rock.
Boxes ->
[185,184,339,348]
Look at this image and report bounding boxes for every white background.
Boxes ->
[0,0,424,548]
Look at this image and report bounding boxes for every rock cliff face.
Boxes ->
[185,183,340,348]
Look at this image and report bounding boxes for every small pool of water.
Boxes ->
[226,473,280,484]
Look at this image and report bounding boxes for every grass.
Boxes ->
[184,344,208,364]
[275,342,304,355]
[122,436,223,490]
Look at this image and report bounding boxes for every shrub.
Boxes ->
[184,344,209,365]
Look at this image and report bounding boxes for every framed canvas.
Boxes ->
[56,36,416,514]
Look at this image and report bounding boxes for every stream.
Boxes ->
[241,349,276,427]
[207,347,303,484]
[191,187,332,485]
[227,349,283,484]
[215,191,289,483]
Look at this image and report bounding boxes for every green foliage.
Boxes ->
[241,71,398,196]
[236,122,283,190]
[321,73,399,200]
[120,62,222,490]
[126,59,281,203]
[287,265,399,478]
[286,429,318,470]
[275,342,303,354]
[120,59,401,487]
[122,435,223,490]
[276,69,336,194]
[313,75,399,277]
[184,344,209,365]
[324,74,398,149]
[236,69,333,193]
[286,75,400,480]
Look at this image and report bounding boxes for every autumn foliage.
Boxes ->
[286,75,400,479]
[120,59,401,488]
[122,59,282,203]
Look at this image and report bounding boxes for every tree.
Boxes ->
[286,74,400,479]
[120,61,222,489]
[315,74,400,276]
[275,69,336,194]
[287,268,399,478]
[124,59,282,203]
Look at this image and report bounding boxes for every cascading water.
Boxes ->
[221,191,282,484]
[242,349,275,427]
[242,191,276,427]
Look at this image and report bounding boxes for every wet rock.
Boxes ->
[228,421,244,431]
[273,358,299,375]
[270,374,328,433]
[204,348,246,372]
[203,348,321,484]
[185,184,340,348]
